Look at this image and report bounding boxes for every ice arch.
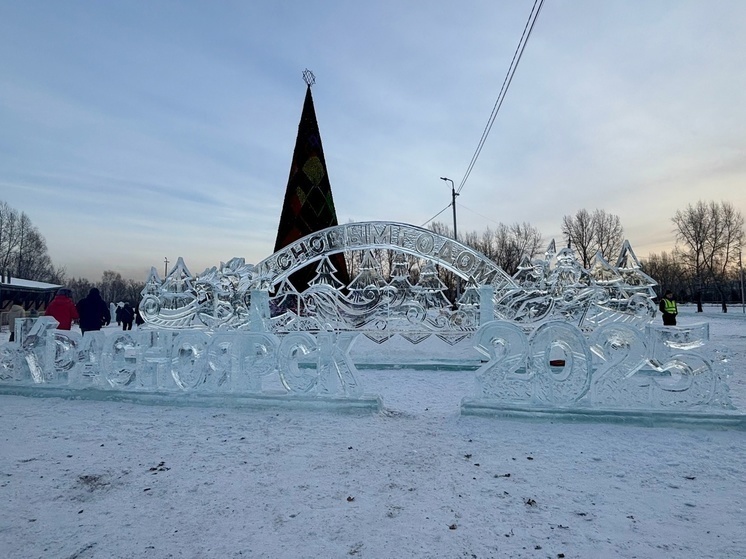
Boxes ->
[251,221,518,296]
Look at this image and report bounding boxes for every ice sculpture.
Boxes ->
[462,320,739,426]
[0,322,375,412]
[140,222,658,338]
[1,221,741,426]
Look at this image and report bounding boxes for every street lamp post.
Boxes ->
[440,177,460,303]
[439,177,458,242]
[164,257,170,278]
[738,250,746,314]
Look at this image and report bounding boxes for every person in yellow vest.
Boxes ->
[659,290,678,326]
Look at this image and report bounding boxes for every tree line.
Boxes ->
[4,197,743,308]
[643,200,744,308]
[0,201,65,283]
[1,200,145,305]
[66,272,146,306]
[422,209,625,298]
[427,202,743,309]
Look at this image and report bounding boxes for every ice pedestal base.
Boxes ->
[460,399,746,429]
[0,385,381,414]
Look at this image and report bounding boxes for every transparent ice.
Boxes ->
[0,221,740,424]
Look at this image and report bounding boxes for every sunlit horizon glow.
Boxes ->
[1,1,744,282]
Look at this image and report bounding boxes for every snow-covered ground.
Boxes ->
[1,305,745,558]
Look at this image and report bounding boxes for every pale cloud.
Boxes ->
[1,0,745,281]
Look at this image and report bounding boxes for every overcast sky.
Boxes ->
[1,0,744,281]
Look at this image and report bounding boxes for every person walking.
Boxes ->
[120,302,134,331]
[44,287,79,330]
[134,303,145,327]
[76,288,111,335]
[6,299,25,342]
[659,290,678,326]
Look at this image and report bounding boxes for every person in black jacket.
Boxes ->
[76,288,111,335]
[120,302,134,331]
[134,303,145,327]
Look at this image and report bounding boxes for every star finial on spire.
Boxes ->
[302,69,316,87]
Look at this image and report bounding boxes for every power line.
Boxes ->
[456,201,504,228]
[420,203,452,228]
[456,0,545,195]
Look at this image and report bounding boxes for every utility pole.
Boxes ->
[738,250,746,314]
[164,257,169,278]
[440,176,460,303]
[439,177,458,242]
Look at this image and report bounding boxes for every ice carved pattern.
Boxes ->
[643,323,732,409]
[589,323,648,408]
[473,322,531,402]
[468,320,734,414]
[0,220,739,421]
[170,331,210,390]
[51,331,79,374]
[138,222,660,338]
[316,332,362,397]
[19,317,59,383]
[74,332,106,387]
[529,322,592,406]
[278,333,317,393]
[0,326,365,402]
[233,333,278,393]
[0,344,20,381]
[205,336,233,389]
[139,331,172,389]
[102,333,138,388]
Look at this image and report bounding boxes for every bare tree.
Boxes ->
[0,201,20,272]
[491,224,523,274]
[641,251,688,299]
[592,209,624,263]
[0,200,58,281]
[673,200,744,310]
[15,217,55,280]
[561,209,595,267]
[99,270,128,304]
[68,277,95,303]
[561,209,625,268]
[710,201,744,281]
[124,279,147,304]
[510,222,543,267]
[672,201,712,291]
[455,222,543,276]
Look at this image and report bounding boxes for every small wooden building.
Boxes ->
[0,273,60,328]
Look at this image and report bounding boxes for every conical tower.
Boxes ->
[273,70,350,292]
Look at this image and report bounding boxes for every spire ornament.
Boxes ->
[302,69,315,87]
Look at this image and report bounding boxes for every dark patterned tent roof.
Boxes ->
[273,84,349,290]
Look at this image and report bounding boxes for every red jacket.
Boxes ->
[45,295,79,330]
